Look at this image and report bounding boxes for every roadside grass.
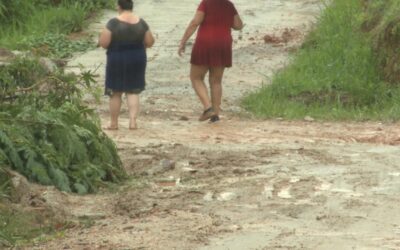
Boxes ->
[243,0,400,121]
[0,0,113,59]
[0,205,56,247]
[0,166,53,248]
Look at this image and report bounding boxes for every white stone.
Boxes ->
[277,187,292,199]
[217,192,237,201]
[203,192,214,201]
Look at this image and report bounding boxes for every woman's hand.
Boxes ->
[232,15,244,30]
[98,28,112,49]
[178,11,204,57]
[144,30,155,48]
[178,43,186,57]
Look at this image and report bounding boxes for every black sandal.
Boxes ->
[199,107,215,121]
[209,115,220,123]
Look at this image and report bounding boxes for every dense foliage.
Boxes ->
[0,57,126,194]
[244,0,400,121]
[0,0,117,246]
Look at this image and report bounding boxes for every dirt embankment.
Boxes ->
[23,0,400,249]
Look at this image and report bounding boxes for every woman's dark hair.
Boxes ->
[118,0,134,10]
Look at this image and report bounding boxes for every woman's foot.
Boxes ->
[129,120,137,130]
[103,126,118,130]
[199,107,216,121]
[209,115,220,123]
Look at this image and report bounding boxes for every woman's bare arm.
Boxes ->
[98,28,112,49]
[144,30,155,48]
[232,15,244,30]
[178,11,205,56]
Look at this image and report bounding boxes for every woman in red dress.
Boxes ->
[179,0,243,122]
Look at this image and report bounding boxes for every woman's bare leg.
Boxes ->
[109,92,123,129]
[209,67,225,115]
[127,93,139,129]
[190,64,211,110]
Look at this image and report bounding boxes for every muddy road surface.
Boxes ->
[30,0,400,249]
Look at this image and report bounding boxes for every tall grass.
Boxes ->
[363,0,400,84]
[0,0,112,54]
[243,0,400,121]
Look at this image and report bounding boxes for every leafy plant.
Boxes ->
[0,105,125,194]
[17,34,95,59]
[0,57,126,194]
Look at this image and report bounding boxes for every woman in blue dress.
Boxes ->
[99,0,155,130]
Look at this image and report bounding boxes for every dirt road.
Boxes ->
[32,0,400,249]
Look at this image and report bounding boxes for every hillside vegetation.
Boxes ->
[0,1,126,247]
[0,0,112,58]
[244,0,400,121]
[0,0,127,196]
[0,57,126,194]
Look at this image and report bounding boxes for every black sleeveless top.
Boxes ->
[106,18,149,45]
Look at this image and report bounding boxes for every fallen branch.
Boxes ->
[15,76,65,93]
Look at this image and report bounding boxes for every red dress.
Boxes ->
[191,0,238,67]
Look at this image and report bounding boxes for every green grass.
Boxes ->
[364,1,400,84]
[0,203,69,247]
[0,166,11,202]
[243,0,400,121]
[0,0,112,59]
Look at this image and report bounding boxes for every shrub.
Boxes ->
[0,57,126,194]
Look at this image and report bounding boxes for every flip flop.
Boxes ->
[199,107,216,121]
[209,115,220,123]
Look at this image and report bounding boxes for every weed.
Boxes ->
[18,33,95,59]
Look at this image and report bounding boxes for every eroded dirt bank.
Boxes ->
[30,0,400,249]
